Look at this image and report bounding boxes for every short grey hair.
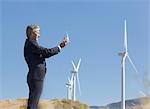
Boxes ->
[26,24,40,38]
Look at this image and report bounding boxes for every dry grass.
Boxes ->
[0,99,90,109]
[139,97,150,109]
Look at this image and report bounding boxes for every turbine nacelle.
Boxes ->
[71,71,77,74]
[118,52,127,57]
[66,83,71,87]
[66,77,73,86]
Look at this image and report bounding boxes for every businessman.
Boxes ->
[24,24,69,109]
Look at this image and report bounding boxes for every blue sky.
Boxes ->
[0,0,149,106]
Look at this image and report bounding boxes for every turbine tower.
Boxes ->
[71,58,81,101]
[118,20,139,109]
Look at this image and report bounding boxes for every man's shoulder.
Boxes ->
[25,39,39,46]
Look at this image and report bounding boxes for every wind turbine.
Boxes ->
[118,20,139,109]
[71,58,82,101]
[66,77,73,99]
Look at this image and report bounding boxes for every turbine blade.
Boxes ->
[71,61,77,71]
[139,90,146,97]
[76,58,81,71]
[77,73,81,95]
[127,55,139,74]
[126,55,143,89]
[68,77,71,83]
[124,19,128,52]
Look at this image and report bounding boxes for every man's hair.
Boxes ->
[26,24,40,38]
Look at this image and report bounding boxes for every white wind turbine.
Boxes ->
[66,77,73,99]
[118,20,139,109]
[71,58,82,101]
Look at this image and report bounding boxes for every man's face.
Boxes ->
[30,28,40,41]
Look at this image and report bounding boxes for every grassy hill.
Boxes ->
[0,99,90,109]
[90,97,150,109]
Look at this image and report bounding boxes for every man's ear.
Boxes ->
[26,27,33,38]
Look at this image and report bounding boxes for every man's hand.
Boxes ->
[59,35,69,48]
[59,41,66,48]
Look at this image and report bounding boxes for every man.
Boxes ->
[24,24,69,109]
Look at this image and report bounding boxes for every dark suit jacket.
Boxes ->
[24,39,60,80]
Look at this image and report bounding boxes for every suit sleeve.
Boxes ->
[30,41,60,58]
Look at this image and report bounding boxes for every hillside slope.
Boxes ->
[0,99,90,109]
[90,97,150,109]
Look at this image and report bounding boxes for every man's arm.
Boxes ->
[29,35,69,58]
[30,41,60,58]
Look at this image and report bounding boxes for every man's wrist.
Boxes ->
[58,45,61,50]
